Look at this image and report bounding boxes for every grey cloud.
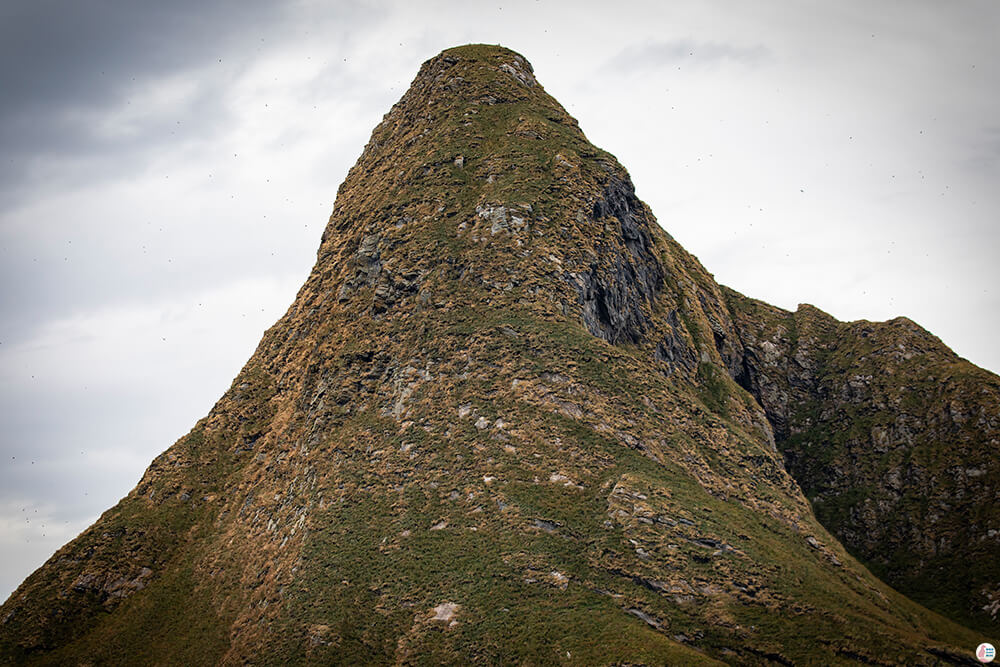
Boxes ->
[0,1,277,130]
[0,0,382,205]
[0,84,233,214]
[0,1,277,201]
[607,38,770,73]
[961,126,1000,173]
[0,381,165,515]
[0,0,389,343]
[0,219,316,347]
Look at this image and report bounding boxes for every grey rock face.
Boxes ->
[569,176,663,345]
[655,309,697,376]
[718,288,1000,633]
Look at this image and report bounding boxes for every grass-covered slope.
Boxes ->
[0,44,990,665]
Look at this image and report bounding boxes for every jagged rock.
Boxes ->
[532,519,560,533]
[627,607,662,630]
[567,176,663,346]
[431,602,460,622]
[722,287,1000,632]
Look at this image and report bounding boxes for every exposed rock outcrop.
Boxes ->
[721,286,1000,633]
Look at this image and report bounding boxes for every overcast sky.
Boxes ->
[1,0,998,602]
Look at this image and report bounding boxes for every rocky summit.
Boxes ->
[1,44,996,665]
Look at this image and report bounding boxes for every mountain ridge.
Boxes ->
[0,43,994,665]
[720,285,1000,634]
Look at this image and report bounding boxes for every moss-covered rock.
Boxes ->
[722,286,1000,634]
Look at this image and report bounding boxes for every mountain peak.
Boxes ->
[1,45,995,664]
[318,42,668,351]
[416,44,539,98]
[436,43,537,76]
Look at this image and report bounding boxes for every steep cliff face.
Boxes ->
[721,287,1000,634]
[0,45,989,665]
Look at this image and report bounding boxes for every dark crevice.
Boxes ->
[570,175,664,346]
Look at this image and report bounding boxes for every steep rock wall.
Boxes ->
[720,286,1000,633]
